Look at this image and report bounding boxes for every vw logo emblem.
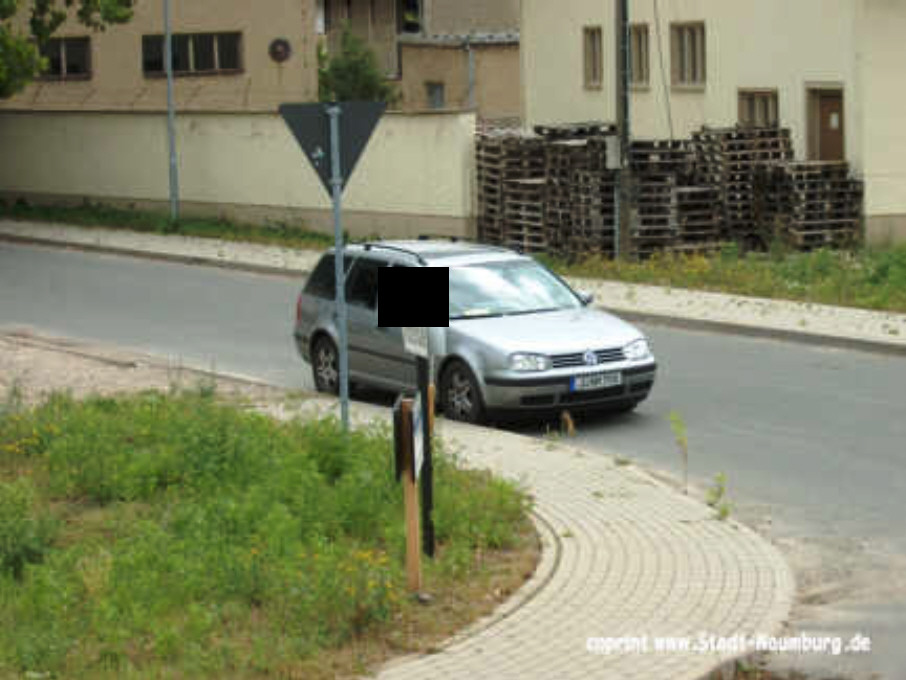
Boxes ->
[583,350,598,366]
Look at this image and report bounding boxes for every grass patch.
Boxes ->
[540,243,906,313]
[0,389,535,678]
[0,200,332,251]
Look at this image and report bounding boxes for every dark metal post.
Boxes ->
[417,356,435,558]
[615,0,633,259]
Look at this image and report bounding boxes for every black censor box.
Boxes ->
[378,267,449,327]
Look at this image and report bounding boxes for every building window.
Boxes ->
[316,0,326,34]
[426,82,445,110]
[399,0,421,34]
[739,89,779,128]
[671,22,706,87]
[142,32,243,76]
[630,24,649,86]
[584,26,603,90]
[39,37,91,80]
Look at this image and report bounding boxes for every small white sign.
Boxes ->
[412,392,424,479]
[402,327,430,358]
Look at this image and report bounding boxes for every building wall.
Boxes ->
[474,45,521,120]
[324,0,399,76]
[398,43,520,119]
[0,111,476,238]
[424,0,520,35]
[0,0,317,112]
[522,0,857,161]
[521,0,606,131]
[521,0,906,242]
[399,45,467,110]
[857,0,906,243]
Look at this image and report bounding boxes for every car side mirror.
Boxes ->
[577,290,594,306]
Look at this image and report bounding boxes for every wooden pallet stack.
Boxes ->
[476,133,546,246]
[690,127,794,241]
[476,123,862,259]
[534,121,617,141]
[570,167,618,257]
[628,140,697,255]
[669,185,723,253]
[544,139,597,254]
[536,123,616,256]
[756,161,863,249]
[504,177,548,253]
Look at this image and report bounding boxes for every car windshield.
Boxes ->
[449,259,582,320]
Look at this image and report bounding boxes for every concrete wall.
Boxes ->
[0,110,476,238]
[0,0,318,113]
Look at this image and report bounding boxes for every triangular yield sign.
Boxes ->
[279,101,386,198]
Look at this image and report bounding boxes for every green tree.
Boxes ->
[0,0,133,98]
[319,25,398,105]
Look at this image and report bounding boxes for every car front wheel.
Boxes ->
[311,335,339,395]
[441,361,485,424]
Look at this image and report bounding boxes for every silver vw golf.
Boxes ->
[293,240,657,423]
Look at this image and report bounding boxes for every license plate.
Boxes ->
[570,371,623,392]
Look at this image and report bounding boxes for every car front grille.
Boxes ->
[551,348,626,369]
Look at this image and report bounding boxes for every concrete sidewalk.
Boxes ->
[0,219,806,678]
[2,218,904,355]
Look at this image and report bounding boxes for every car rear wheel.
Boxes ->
[311,335,339,395]
[441,361,484,424]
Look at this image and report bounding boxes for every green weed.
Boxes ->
[0,390,532,677]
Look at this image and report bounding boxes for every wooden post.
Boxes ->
[400,399,422,593]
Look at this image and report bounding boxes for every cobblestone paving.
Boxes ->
[273,401,795,680]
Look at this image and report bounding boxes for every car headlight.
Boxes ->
[623,338,652,362]
[509,353,552,372]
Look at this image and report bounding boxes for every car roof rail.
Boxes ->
[417,234,516,253]
[362,242,428,266]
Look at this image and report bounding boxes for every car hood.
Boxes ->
[449,307,644,354]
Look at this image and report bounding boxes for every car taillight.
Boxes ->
[296,293,304,324]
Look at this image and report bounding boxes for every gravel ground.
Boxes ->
[0,329,288,406]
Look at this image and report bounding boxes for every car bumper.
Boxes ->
[481,362,657,412]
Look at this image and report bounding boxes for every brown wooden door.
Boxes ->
[818,92,844,161]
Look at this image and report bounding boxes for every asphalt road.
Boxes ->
[1,241,904,679]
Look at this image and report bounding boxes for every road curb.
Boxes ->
[0,232,313,279]
[615,309,906,358]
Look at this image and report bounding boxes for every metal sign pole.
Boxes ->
[164,0,179,222]
[328,104,350,432]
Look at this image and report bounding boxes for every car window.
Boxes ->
[304,254,354,299]
[346,258,383,310]
[449,259,582,320]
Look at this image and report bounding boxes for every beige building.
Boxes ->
[0,0,318,112]
[0,1,478,238]
[521,0,906,244]
[321,0,520,120]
